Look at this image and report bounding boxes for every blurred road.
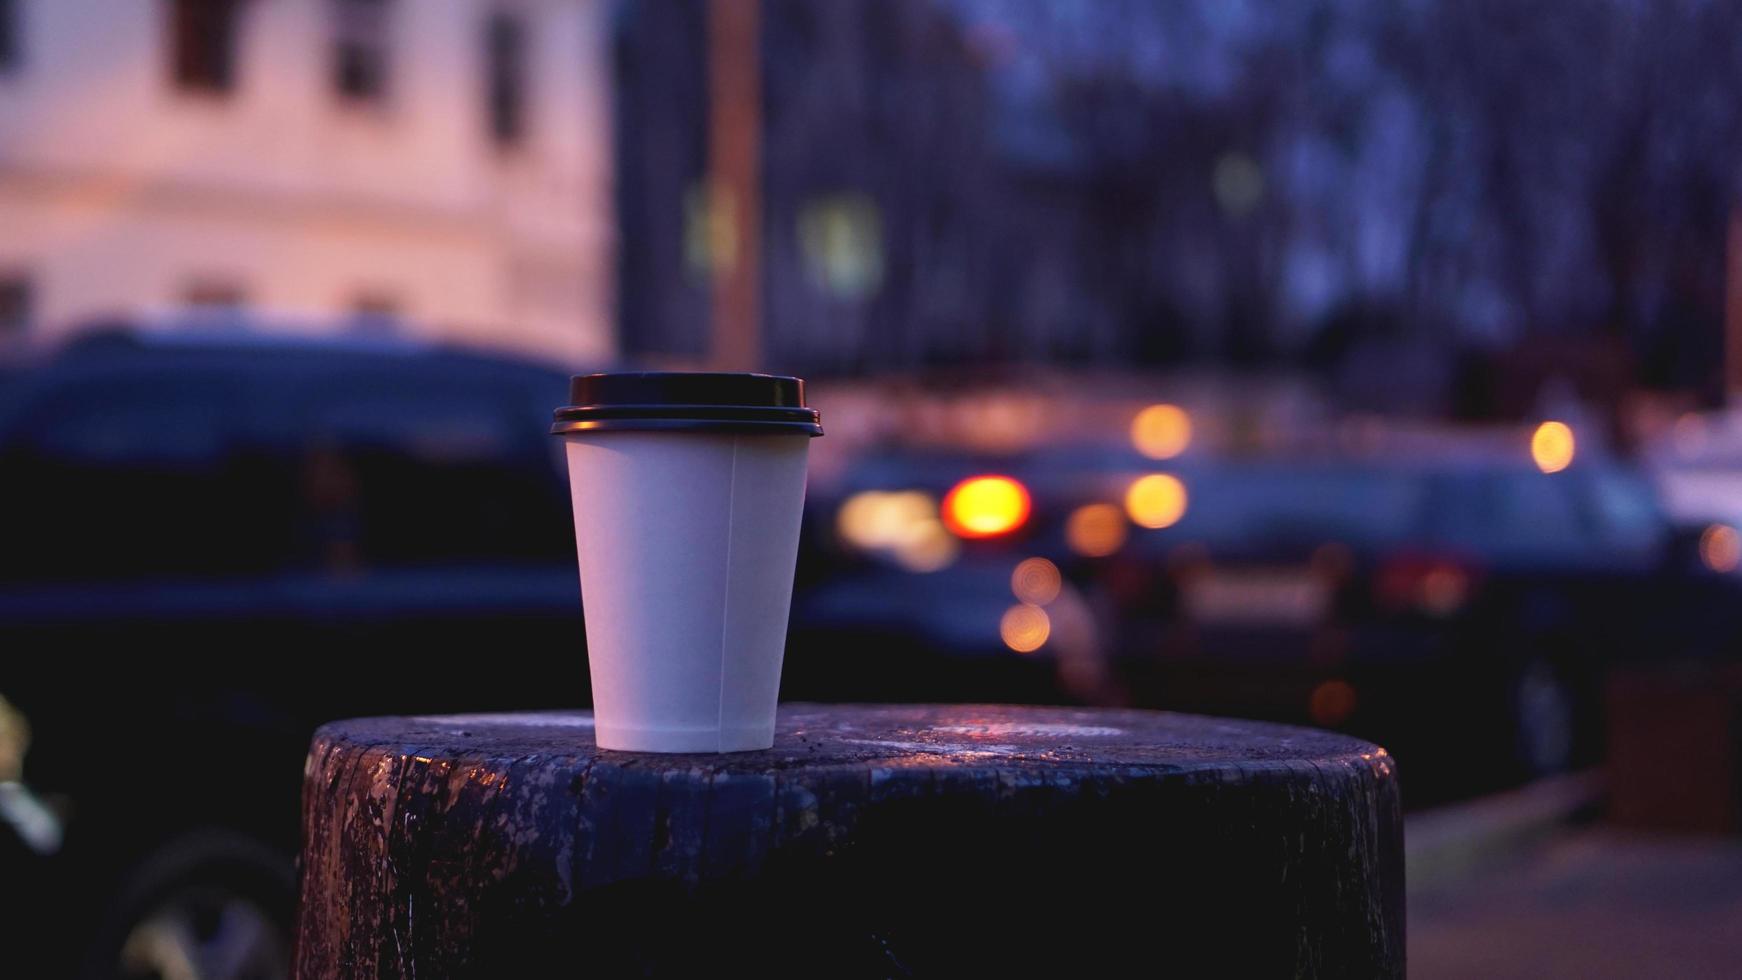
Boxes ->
[1410,828,1742,979]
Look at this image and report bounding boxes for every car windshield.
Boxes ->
[1423,466,1665,558]
[1164,463,1426,548]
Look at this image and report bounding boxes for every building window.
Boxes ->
[183,279,247,311]
[684,181,738,282]
[169,0,243,94]
[332,0,390,103]
[485,11,527,147]
[0,0,20,74]
[798,195,884,300]
[348,292,400,333]
[0,275,32,338]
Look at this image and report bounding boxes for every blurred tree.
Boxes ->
[615,0,1742,402]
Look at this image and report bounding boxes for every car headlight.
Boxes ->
[837,490,959,572]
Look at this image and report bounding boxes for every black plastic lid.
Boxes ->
[550,372,823,437]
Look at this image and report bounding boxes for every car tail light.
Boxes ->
[1375,552,1478,617]
[942,475,1031,539]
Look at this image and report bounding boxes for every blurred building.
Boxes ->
[0,0,612,363]
[617,0,998,374]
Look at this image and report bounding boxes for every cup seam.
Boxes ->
[714,435,740,753]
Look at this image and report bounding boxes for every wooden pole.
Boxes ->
[707,0,761,371]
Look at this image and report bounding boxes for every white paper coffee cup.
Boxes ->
[551,373,822,752]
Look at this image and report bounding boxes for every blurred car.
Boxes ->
[787,443,1138,705]
[1103,455,1715,802]
[791,436,1741,806]
[0,324,584,978]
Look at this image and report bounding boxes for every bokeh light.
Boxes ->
[837,490,935,549]
[836,490,958,572]
[1419,566,1470,616]
[1700,523,1740,573]
[1124,474,1188,529]
[1065,503,1128,557]
[1011,556,1062,605]
[891,519,961,573]
[999,603,1051,653]
[942,475,1031,538]
[1530,421,1575,474]
[1130,403,1192,460]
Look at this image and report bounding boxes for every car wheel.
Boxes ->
[84,830,294,980]
[1512,659,1574,777]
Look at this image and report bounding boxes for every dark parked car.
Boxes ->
[787,443,1139,706]
[791,439,1740,805]
[1102,455,1717,803]
[0,327,585,978]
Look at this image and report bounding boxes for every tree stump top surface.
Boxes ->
[299,704,1402,977]
[319,702,1390,775]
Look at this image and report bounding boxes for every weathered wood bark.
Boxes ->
[295,704,1403,978]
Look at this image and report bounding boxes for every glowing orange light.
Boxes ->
[942,475,1031,538]
[1309,680,1358,727]
[1011,557,1062,605]
[1125,474,1188,529]
[1701,523,1741,573]
[1130,404,1192,460]
[1000,603,1051,653]
[1531,421,1575,474]
[1066,503,1128,557]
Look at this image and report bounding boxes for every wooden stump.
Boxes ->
[295,704,1403,978]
